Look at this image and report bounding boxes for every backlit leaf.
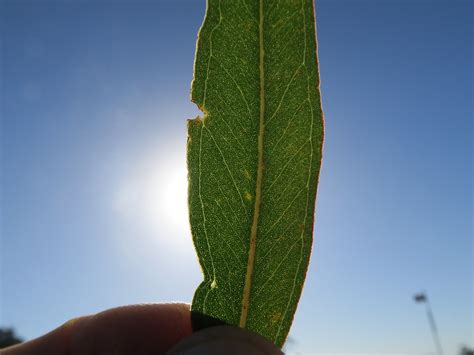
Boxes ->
[187,0,324,347]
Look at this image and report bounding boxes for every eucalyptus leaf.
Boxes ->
[187,0,323,347]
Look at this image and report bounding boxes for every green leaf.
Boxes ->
[187,0,323,347]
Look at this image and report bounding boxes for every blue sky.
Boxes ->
[1,0,472,354]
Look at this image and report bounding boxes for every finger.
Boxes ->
[3,303,192,355]
[168,325,283,355]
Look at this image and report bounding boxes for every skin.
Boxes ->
[2,303,192,355]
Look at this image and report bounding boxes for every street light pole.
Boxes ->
[414,292,444,355]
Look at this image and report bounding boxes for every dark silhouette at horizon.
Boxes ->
[0,328,23,349]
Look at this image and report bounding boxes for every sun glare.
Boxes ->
[114,142,191,248]
[153,153,189,236]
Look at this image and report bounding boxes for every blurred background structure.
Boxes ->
[413,292,444,355]
[1,0,472,354]
[0,328,23,349]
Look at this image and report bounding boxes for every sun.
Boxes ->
[152,152,189,237]
[114,142,191,248]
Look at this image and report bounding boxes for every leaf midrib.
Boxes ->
[239,0,265,328]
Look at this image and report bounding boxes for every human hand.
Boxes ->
[2,303,282,354]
